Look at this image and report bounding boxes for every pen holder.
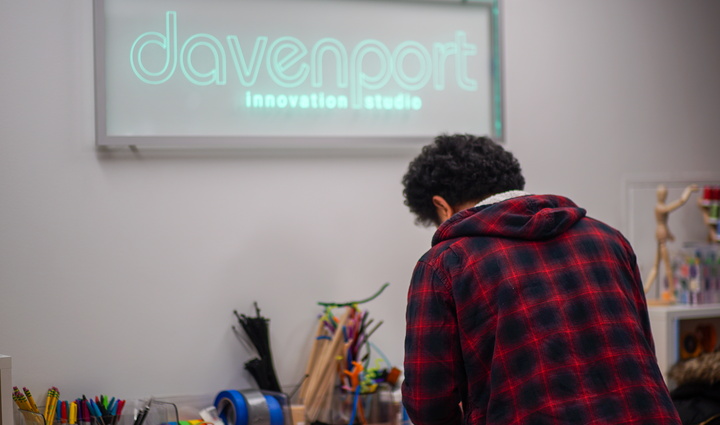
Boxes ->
[16,409,47,425]
[131,399,179,425]
[314,384,396,425]
[61,415,131,425]
[85,413,134,425]
[15,408,134,425]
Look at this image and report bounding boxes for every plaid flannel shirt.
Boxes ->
[403,194,680,425]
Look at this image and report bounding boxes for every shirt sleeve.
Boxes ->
[402,260,463,425]
[617,232,656,353]
[628,245,656,354]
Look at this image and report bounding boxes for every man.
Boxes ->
[401,134,680,425]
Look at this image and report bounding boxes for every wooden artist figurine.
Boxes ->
[645,184,699,301]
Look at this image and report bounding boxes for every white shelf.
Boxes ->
[648,304,720,384]
[0,355,11,425]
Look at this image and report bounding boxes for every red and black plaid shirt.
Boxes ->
[403,194,680,425]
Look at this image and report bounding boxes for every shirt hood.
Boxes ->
[432,194,587,245]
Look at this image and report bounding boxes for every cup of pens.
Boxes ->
[52,395,128,425]
[320,383,396,425]
[13,386,55,425]
[13,387,129,425]
[17,409,47,425]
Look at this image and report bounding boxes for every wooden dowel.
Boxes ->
[308,308,349,394]
[304,307,352,420]
[307,340,344,421]
[299,318,326,402]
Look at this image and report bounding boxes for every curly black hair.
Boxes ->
[402,134,525,227]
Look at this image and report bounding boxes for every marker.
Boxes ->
[81,397,91,425]
[116,400,126,418]
[69,401,78,425]
[133,399,152,425]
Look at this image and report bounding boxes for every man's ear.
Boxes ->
[432,195,454,225]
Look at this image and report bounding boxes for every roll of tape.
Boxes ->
[214,390,248,425]
[214,390,284,425]
[263,396,283,425]
[238,390,269,425]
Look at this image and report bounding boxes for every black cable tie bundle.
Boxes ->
[233,302,281,393]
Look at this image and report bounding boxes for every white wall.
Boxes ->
[1,0,719,401]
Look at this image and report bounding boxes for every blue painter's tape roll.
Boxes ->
[214,390,248,425]
[215,390,284,425]
[263,396,283,425]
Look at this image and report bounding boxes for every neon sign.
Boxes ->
[130,11,478,111]
[95,0,502,145]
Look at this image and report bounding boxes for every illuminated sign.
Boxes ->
[95,0,503,146]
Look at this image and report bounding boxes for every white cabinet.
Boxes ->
[0,355,11,425]
[648,304,720,384]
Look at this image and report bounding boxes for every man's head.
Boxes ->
[402,134,525,227]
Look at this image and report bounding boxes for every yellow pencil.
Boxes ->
[23,387,39,413]
[13,387,32,412]
[43,389,51,421]
[12,390,23,410]
[12,391,24,410]
[44,387,59,425]
[43,391,49,421]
